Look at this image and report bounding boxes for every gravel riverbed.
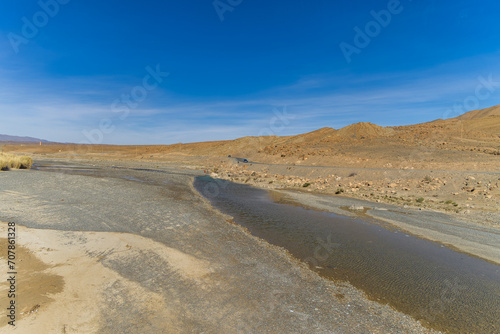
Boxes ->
[0,159,441,333]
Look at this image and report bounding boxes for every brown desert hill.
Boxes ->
[336,122,395,139]
[397,105,500,138]
[281,127,338,144]
[3,104,500,171]
[456,105,500,120]
[452,106,500,136]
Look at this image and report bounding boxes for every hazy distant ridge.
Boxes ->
[0,134,49,142]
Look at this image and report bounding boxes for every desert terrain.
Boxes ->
[4,104,499,224]
[0,161,442,333]
[1,105,499,333]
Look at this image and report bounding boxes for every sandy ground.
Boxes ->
[0,162,438,333]
[0,222,211,333]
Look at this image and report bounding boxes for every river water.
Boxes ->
[194,176,500,333]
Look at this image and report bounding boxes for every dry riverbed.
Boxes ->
[0,159,440,333]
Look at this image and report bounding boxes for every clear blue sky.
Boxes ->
[1,0,500,144]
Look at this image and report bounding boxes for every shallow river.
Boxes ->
[194,176,500,333]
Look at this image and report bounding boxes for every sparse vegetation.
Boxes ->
[0,153,33,171]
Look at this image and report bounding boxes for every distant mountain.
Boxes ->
[0,134,49,142]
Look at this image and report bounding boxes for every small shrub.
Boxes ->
[423,175,433,183]
[348,172,357,177]
[0,153,33,171]
[302,182,311,188]
[444,200,453,204]
[416,197,424,203]
[18,156,33,169]
[335,188,344,194]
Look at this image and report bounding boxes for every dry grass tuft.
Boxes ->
[0,153,33,171]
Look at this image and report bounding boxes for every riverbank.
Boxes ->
[0,160,438,333]
[270,189,500,266]
[206,158,500,231]
[197,159,500,266]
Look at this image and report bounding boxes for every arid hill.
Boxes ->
[3,104,500,172]
[456,104,500,120]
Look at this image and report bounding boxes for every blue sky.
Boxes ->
[1,0,500,144]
